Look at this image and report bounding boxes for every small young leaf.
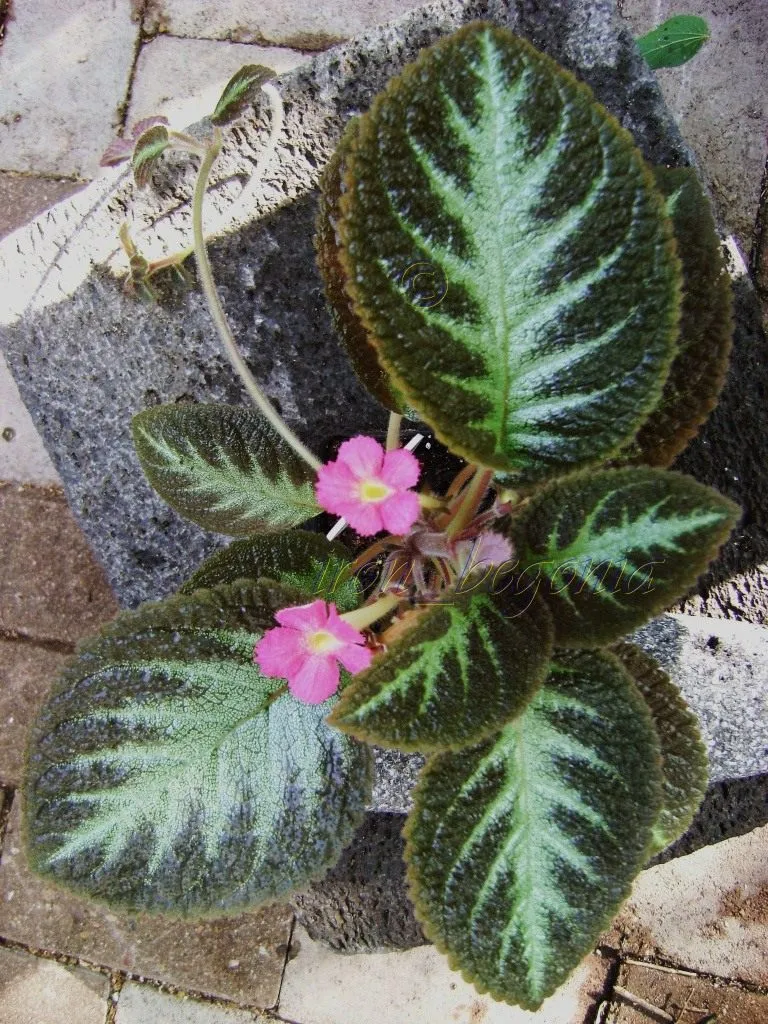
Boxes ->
[24,579,373,916]
[404,649,663,1009]
[613,641,708,855]
[329,592,553,752]
[180,529,361,611]
[637,15,710,70]
[100,116,170,168]
[132,124,171,188]
[507,468,739,647]
[335,24,681,481]
[618,167,732,467]
[132,404,320,536]
[210,64,275,126]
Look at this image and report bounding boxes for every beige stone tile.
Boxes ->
[0,801,293,1008]
[127,36,309,130]
[143,0,432,50]
[0,944,109,1024]
[0,641,69,787]
[0,0,141,178]
[116,980,261,1022]
[603,825,768,987]
[278,925,611,1024]
[0,483,119,644]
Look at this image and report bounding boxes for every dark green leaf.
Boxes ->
[405,649,663,1009]
[24,580,372,916]
[637,16,710,69]
[210,64,275,126]
[132,124,170,188]
[335,24,681,481]
[618,167,732,467]
[132,404,319,535]
[329,592,553,752]
[507,468,738,646]
[613,641,708,854]
[180,529,361,611]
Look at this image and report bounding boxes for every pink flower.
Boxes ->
[316,436,420,536]
[254,599,373,704]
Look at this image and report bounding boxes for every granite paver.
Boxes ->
[0,944,109,1024]
[0,801,293,1008]
[115,980,261,1023]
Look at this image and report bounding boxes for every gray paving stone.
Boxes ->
[0,0,141,178]
[127,35,310,129]
[116,981,260,1023]
[0,172,86,241]
[0,944,109,1024]
[143,0,433,49]
[0,352,61,486]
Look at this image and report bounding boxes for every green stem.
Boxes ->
[386,412,402,451]
[191,127,322,472]
[444,467,493,538]
[340,593,400,631]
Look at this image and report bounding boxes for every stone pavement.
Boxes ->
[1,1,768,1022]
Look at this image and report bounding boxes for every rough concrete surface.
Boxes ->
[0,944,109,1024]
[115,980,261,1023]
[0,172,86,241]
[0,353,62,485]
[0,0,141,178]
[0,800,293,1007]
[279,925,611,1024]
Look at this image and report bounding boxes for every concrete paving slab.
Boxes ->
[0,800,294,1008]
[143,0,433,50]
[0,944,109,1024]
[0,483,119,644]
[0,0,141,179]
[604,960,768,1024]
[115,980,261,1023]
[0,353,62,486]
[0,640,69,788]
[278,925,611,1024]
[127,35,310,129]
[603,824,768,988]
[618,0,768,254]
[0,172,86,241]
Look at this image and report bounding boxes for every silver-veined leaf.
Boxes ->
[132,404,320,535]
[210,64,275,126]
[637,16,710,70]
[613,641,708,854]
[24,580,372,916]
[132,124,170,188]
[507,468,738,646]
[404,649,663,1009]
[335,24,681,481]
[329,592,553,752]
[180,529,361,611]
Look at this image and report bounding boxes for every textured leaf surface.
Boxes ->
[405,649,663,1009]
[210,64,275,125]
[637,16,710,69]
[133,404,319,535]
[619,167,732,467]
[180,529,361,611]
[336,24,681,480]
[613,641,708,854]
[329,593,553,752]
[132,124,170,188]
[24,580,372,916]
[508,468,738,646]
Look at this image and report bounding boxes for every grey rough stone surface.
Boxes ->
[0,945,109,1024]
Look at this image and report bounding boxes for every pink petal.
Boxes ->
[380,490,421,535]
[338,643,374,674]
[275,599,329,632]
[254,627,306,679]
[289,655,340,704]
[336,436,385,479]
[345,500,385,537]
[326,605,367,645]
[316,461,358,514]
[380,448,420,490]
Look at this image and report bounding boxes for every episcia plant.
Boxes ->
[23,23,738,1010]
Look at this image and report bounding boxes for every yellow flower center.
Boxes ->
[306,629,342,654]
[359,478,392,503]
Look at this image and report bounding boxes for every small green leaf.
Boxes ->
[335,24,681,481]
[637,16,710,70]
[24,579,373,916]
[132,404,320,536]
[210,64,275,126]
[180,529,361,611]
[405,649,663,1009]
[132,124,170,188]
[329,592,553,752]
[508,468,739,646]
[613,641,708,854]
[618,167,732,467]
